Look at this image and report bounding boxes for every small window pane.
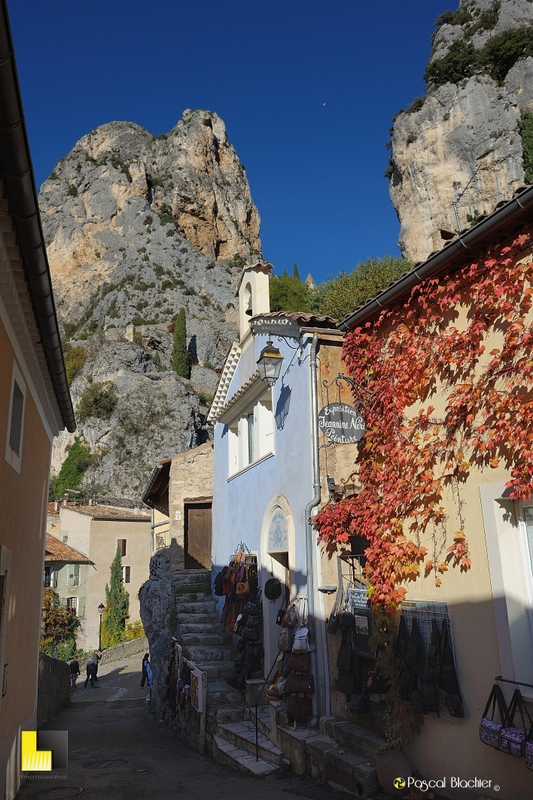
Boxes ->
[117,539,127,556]
[9,382,24,455]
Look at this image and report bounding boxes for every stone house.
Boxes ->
[0,2,75,796]
[43,534,93,622]
[57,504,151,650]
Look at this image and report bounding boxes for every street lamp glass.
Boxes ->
[257,340,283,387]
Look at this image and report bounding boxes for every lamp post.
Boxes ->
[98,603,105,651]
[256,340,283,387]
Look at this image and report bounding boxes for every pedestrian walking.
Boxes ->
[93,650,102,682]
[140,653,150,688]
[144,660,153,705]
[69,658,80,690]
[84,658,97,688]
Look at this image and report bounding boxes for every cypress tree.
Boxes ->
[171,308,190,378]
[101,548,129,647]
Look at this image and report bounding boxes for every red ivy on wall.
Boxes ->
[314,233,533,610]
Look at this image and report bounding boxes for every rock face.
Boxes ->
[42,109,261,503]
[388,0,533,263]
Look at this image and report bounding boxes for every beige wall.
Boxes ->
[326,238,533,798]
[169,442,213,570]
[60,509,151,650]
[0,319,53,797]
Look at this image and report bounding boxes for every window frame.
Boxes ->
[122,565,131,584]
[4,361,26,473]
[117,539,127,557]
[227,389,274,478]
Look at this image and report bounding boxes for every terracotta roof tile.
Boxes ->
[44,534,93,564]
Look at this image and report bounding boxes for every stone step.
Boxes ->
[177,622,226,635]
[174,571,212,594]
[208,704,247,727]
[183,646,233,662]
[196,661,236,679]
[175,592,208,603]
[207,681,244,705]
[307,735,379,797]
[217,720,284,766]
[181,632,224,646]
[247,705,271,739]
[176,602,217,615]
[323,718,387,760]
[212,734,279,777]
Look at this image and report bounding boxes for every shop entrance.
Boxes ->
[184,502,212,569]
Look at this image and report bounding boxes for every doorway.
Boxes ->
[184,502,212,569]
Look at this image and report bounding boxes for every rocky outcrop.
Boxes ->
[388,0,533,263]
[42,109,261,503]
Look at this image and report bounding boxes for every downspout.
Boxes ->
[141,500,155,554]
[304,334,326,724]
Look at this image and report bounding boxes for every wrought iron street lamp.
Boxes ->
[257,340,283,387]
[98,603,105,651]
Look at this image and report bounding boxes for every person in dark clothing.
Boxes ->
[84,658,97,688]
[93,650,101,682]
[140,653,150,688]
[69,658,80,689]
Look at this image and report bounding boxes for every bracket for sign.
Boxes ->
[322,373,371,411]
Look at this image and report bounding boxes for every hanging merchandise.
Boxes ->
[439,618,464,718]
[264,577,282,600]
[226,585,264,692]
[287,651,311,673]
[479,684,509,749]
[286,673,315,694]
[287,694,313,721]
[499,689,532,758]
[525,725,533,770]
[421,619,441,715]
[292,627,311,652]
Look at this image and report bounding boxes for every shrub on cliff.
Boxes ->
[49,436,93,500]
[77,381,118,422]
[171,308,190,378]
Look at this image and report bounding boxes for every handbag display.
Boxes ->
[287,693,313,721]
[278,628,291,652]
[337,669,357,695]
[241,626,259,642]
[292,626,310,652]
[347,689,370,714]
[525,724,533,770]
[479,684,509,749]
[245,613,261,628]
[337,625,355,672]
[287,651,311,673]
[499,689,532,758]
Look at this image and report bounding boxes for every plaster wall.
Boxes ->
[0,318,54,799]
[212,332,315,669]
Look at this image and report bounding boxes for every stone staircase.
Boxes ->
[174,572,388,794]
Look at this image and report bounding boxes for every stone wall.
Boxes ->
[100,636,149,666]
[37,653,70,727]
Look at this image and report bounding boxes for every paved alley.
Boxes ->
[16,658,359,800]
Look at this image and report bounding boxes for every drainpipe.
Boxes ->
[141,501,156,554]
[304,334,326,724]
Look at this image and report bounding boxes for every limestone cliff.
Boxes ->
[42,109,261,504]
[388,0,533,263]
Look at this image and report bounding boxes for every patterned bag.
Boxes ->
[499,689,531,758]
[525,722,533,770]
[479,684,508,749]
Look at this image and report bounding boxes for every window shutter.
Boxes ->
[125,566,131,583]
[67,565,75,586]
[52,569,58,588]
[78,597,85,618]
[59,596,67,607]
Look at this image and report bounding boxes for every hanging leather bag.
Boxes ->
[287,651,311,673]
[286,673,315,694]
[241,626,259,642]
[287,693,313,721]
[479,684,509,749]
[525,720,533,770]
[499,688,532,757]
[337,624,355,672]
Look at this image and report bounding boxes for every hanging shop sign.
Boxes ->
[250,315,300,339]
[318,403,365,444]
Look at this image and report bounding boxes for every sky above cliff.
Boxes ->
[10,0,447,284]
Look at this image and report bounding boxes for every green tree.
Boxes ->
[49,436,93,500]
[101,548,129,648]
[314,255,411,322]
[171,308,190,378]
[519,110,533,184]
[269,264,311,312]
[40,588,79,660]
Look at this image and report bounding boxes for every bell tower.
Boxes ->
[237,262,273,345]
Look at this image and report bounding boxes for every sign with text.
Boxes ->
[318,403,365,444]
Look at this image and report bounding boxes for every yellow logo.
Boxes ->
[394,777,406,789]
[21,730,68,771]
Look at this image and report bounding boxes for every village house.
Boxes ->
[43,534,93,624]
[0,1,75,795]
[57,504,151,650]
[318,184,533,799]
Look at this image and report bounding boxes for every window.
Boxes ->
[67,564,80,587]
[228,391,274,476]
[122,566,131,583]
[5,362,26,473]
[117,539,127,556]
[66,597,78,615]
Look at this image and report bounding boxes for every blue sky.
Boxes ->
[10,0,448,283]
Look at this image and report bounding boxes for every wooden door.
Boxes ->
[185,503,212,569]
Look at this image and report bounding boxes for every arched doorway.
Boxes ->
[260,496,295,673]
